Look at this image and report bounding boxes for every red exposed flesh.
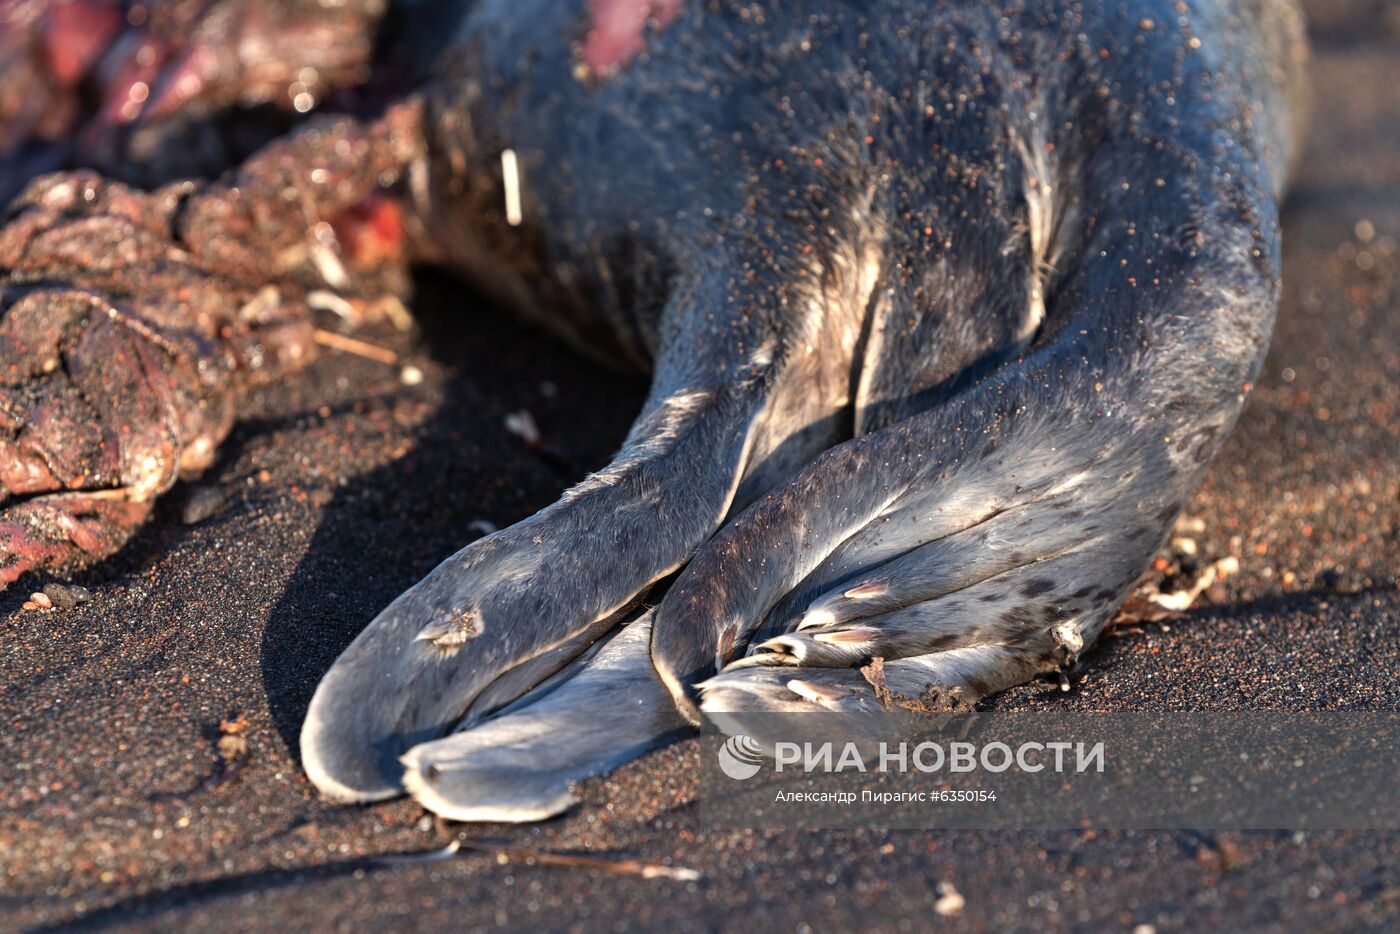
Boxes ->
[331,195,407,269]
[43,0,125,87]
[582,0,682,74]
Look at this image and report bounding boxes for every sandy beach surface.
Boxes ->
[3,2,1398,930]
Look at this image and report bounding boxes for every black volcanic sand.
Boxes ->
[3,6,1399,932]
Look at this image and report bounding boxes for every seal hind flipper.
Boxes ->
[653,107,1286,720]
[300,258,846,802]
[305,0,1306,816]
[400,613,689,823]
[699,643,1047,743]
[730,538,1136,672]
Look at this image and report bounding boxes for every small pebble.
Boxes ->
[42,583,92,609]
[29,591,52,610]
[217,734,249,764]
[504,410,542,447]
[183,487,227,525]
[1214,555,1241,577]
[934,881,965,917]
[1175,515,1207,535]
[400,364,424,386]
[44,587,73,609]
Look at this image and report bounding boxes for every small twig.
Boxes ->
[312,328,398,365]
[461,841,702,882]
[501,149,523,226]
[375,839,701,881]
[372,294,416,332]
[79,488,137,501]
[376,839,464,866]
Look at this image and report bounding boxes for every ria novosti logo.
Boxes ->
[717,735,766,780]
[716,733,1107,781]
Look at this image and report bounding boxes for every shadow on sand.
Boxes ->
[256,272,646,757]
